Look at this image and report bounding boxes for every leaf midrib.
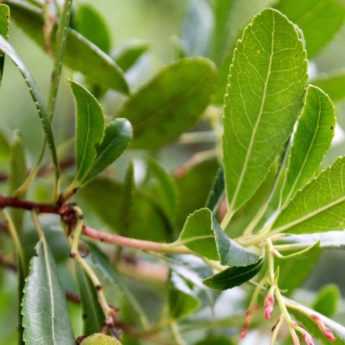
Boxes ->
[229,14,276,211]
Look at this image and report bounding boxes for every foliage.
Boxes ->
[1,1,345,345]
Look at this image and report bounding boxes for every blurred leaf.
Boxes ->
[276,243,320,295]
[281,85,335,205]
[81,333,122,345]
[203,259,263,290]
[179,208,259,266]
[273,157,345,234]
[169,271,200,320]
[312,284,340,317]
[112,41,149,71]
[71,81,104,183]
[277,0,345,58]
[194,335,233,345]
[223,9,308,212]
[313,72,345,102]
[76,266,104,335]
[119,57,217,149]
[0,130,10,162]
[84,119,132,184]
[205,167,224,213]
[143,159,178,226]
[175,157,219,229]
[181,0,213,56]
[22,240,74,345]
[79,177,171,241]
[6,0,129,93]
[75,3,111,52]
[0,34,58,171]
[0,4,9,84]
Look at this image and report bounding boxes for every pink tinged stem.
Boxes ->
[311,315,336,342]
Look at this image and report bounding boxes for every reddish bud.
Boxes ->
[302,330,315,345]
[240,304,258,340]
[264,292,275,320]
[311,315,336,342]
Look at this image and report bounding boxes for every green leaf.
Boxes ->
[76,267,104,335]
[78,177,171,242]
[0,4,9,84]
[75,3,111,53]
[179,208,259,266]
[119,57,217,149]
[313,71,345,102]
[81,333,122,345]
[276,243,320,295]
[277,0,345,58]
[71,81,104,183]
[194,335,233,345]
[205,167,224,213]
[0,35,58,173]
[312,284,340,317]
[22,240,74,345]
[83,118,132,184]
[169,272,200,320]
[181,0,213,56]
[281,85,335,205]
[6,0,129,93]
[273,157,345,234]
[175,156,219,229]
[203,259,263,290]
[112,41,149,71]
[223,9,308,212]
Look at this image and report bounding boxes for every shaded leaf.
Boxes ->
[119,57,217,149]
[6,0,128,93]
[75,3,111,52]
[273,157,345,234]
[71,81,104,183]
[194,335,233,345]
[179,208,259,266]
[181,0,213,56]
[203,259,263,290]
[83,118,132,184]
[112,41,149,71]
[76,267,104,335]
[205,167,224,213]
[0,4,9,84]
[277,0,345,58]
[223,9,308,212]
[312,284,340,317]
[313,71,345,102]
[22,240,74,345]
[169,272,200,320]
[281,85,335,205]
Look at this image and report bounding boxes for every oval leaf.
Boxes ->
[83,118,133,184]
[273,157,345,233]
[71,81,104,183]
[281,85,335,205]
[223,8,308,212]
[119,57,217,149]
[22,240,74,345]
[6,0,128,93]
[203,259,263,290]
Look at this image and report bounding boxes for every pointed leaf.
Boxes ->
[76,267,104,335]
[22,240,74,345]
[71,81,104,183]
[205,167,225,213]
[119,57,217,149]
[83,118,132,184]
[203,259,263,290]
[179,208,259,266]
[75,3,111,52]
[281,85,335,205]
[273,157,345,234]
[0,35,58,171]
[5,0,128,93]
[313,71,345,102]
[223,8,308,212]
[313,284,340,318]
[277,0,345,58]
[168,272,200,320]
